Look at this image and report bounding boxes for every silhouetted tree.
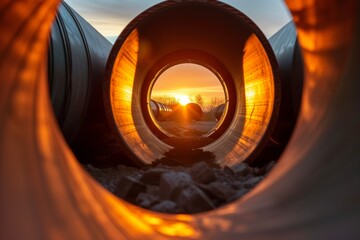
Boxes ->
[195,94,204,106]
[209,97,225,111]
[152,95,179,105]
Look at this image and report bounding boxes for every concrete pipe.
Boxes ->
[183,103,203,122]
[105,1,281,166]
[48,2,112,144]
[149,100,160,120]
[0,0,359,239]
[269,22,304,138]
[213,103,226,121]
[150,100,173,121]
[48,2,134,167]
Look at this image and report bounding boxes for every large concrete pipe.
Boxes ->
[48,2,134,167]
[105,1,281,166]
[48,2,112,144]
[48,2,300,167]
[0,0,359,239]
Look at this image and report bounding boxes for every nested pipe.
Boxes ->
[105,1,281,166]
[0,0,358,239]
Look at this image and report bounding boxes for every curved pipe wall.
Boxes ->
[105,1,280,166]
[268,21,304,147]
[0,0,359,239]
[48,2,112,143]
[48,2,132,167]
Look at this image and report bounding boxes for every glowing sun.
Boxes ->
[176,95,190,106]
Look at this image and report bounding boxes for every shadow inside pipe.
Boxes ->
[152,147,218,168]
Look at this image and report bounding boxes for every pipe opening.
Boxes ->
[44,0,301,216]
[99,0,285,214]
[4,0,359,237]
[145,63,229,148]
[105,1,280,167]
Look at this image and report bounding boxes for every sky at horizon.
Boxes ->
[65,0,291,43]
[151,63,226,106]
[64,1,292,107]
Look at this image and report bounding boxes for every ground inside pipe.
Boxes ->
[83,160,275,214]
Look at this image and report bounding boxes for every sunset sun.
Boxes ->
[176,95,190,106]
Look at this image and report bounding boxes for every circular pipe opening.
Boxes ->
[2,0,358,238]
[144,62,230,148]
[105,1,280,166]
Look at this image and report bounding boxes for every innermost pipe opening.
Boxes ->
[146,63,229,148]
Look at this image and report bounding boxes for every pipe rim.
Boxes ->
[140,49,235,144]
[1,0,359,239]
[104,0,281,166]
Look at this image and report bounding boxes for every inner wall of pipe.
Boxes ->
[1,0,359,239]
[107,2,279,166]
[110,29,169,165]
[203,34,276,166]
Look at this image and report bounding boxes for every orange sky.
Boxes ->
[151,63,225,105]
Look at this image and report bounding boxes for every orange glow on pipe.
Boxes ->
[1,0,358,239]
[111,29,139,128]
[240,33,275,159]
[203,33,277,166]
[109,28,171,164]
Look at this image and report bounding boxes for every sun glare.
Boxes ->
[176,95,191,106]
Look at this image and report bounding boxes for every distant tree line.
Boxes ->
[152,95,178,106]
[152,94,225,112]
